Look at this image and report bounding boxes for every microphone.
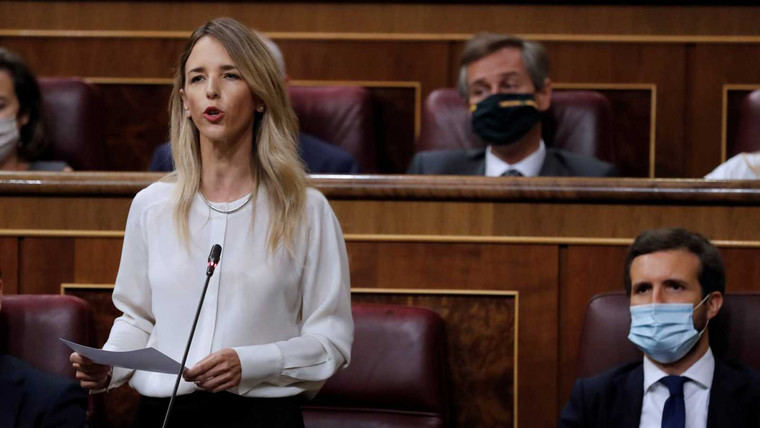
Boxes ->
[162,244,222,428]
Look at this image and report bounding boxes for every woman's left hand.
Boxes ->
[184,348,242,392]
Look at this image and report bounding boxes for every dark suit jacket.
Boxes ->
[0,355,87,428]
[148,134,360,174]
[407,147,617,177]
[559,359,760,428]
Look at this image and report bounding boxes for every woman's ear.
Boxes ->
[180,89,190,118]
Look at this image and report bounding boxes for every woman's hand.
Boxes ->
[184,348,242,392]
[70,352,112,390]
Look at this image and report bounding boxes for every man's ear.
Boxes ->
[535,78,552,112]
[706,291,723,320]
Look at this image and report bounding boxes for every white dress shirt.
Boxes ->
[103,182,353,398]
[705,152,760,180]
[639,348,714,428]
[485,140,546,177]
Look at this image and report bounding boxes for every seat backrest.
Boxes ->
[733,90,760,155]
[289,86,377,172]
[38,77,107,170]
[0,294,95,378]
[418,88,613,162]
[303,304,451,428]
[576,291,760,378]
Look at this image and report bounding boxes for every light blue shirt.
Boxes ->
[639,347,714,428]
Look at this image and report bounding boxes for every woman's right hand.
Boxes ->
[70,352,112,390]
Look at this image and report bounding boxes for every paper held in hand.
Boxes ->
[61,338,185,374]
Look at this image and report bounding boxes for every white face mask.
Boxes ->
[0,116,19,162]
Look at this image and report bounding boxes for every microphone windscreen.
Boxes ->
[209,244,222,264]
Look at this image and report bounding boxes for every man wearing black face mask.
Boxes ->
[408,33,616,177]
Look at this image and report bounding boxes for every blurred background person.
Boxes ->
[705,151,760,180]
[0,270,87,428]
[0,48,70,171]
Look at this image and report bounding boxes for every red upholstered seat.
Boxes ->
[576,291,760,378]
[0,294,95,378]
[418,88,613,162]
[38,78,107,170]
[303,304,451,428]
[733,90,760,155]
[289,86,377,172]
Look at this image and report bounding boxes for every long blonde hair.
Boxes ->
[169,17,307,253]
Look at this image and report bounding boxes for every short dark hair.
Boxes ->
[0,47,46,160]
[624,228,725,297]
[457,32,549,99]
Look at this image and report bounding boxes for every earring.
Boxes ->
[256,105,265,113]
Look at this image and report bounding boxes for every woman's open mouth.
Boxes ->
[203,106,225,123]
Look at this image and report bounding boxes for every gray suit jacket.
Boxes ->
[407,148,617,177]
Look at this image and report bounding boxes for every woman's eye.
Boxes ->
[189,75,204,83]
[224,73,240,80]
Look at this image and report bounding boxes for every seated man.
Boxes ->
[149,34,360,174]
[560,228,760,428]
[0,274,88,427]
[408,33,616,177]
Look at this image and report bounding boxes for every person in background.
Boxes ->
[0,48,71,171]
[704,151,760,180]
[149,33,360,175]
[71,18,353,427]
[408,33,616,177]
[0,270,88,428]
[559,228,760,428]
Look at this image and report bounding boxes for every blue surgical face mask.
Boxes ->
[627,294,710,364]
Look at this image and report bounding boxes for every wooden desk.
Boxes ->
[2,172,759,428]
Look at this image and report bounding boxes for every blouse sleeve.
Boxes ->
[102,191,155,389]
[233,191,353,394]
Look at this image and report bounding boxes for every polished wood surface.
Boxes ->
[2,173,760,427]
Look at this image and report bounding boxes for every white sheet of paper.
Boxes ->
[60,338,185,374]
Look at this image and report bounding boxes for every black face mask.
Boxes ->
[471,93,541,146]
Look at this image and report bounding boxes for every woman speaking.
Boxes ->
[70,17,353,427]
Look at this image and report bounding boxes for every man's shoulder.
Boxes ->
[298,133,360,174]
[543,148,618,177]
[715,358,760,390]
[408,148,486,175]
[1,355,77,392]
[575,360,643,393]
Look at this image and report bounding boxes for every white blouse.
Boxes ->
[103,181,353,398]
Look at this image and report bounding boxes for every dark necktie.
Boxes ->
[660,375,687,428]
[501,169,523,177]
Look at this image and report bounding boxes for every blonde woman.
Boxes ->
[70,18,353,427]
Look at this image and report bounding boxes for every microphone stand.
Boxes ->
[161,245,221,428]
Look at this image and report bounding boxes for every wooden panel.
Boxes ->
[0,238,19,294]
[19,238,74,294]
[4,3,760,36]
[721,248,760,293]
[597,89,652,177]
[725,87,759,159]
[98,84,172,171]
[73,238,122,283]
[688,44,760,176]
[347,241,558,428]
[0,196,132,230]
[558,245,628,408]
[353,292,517,428]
